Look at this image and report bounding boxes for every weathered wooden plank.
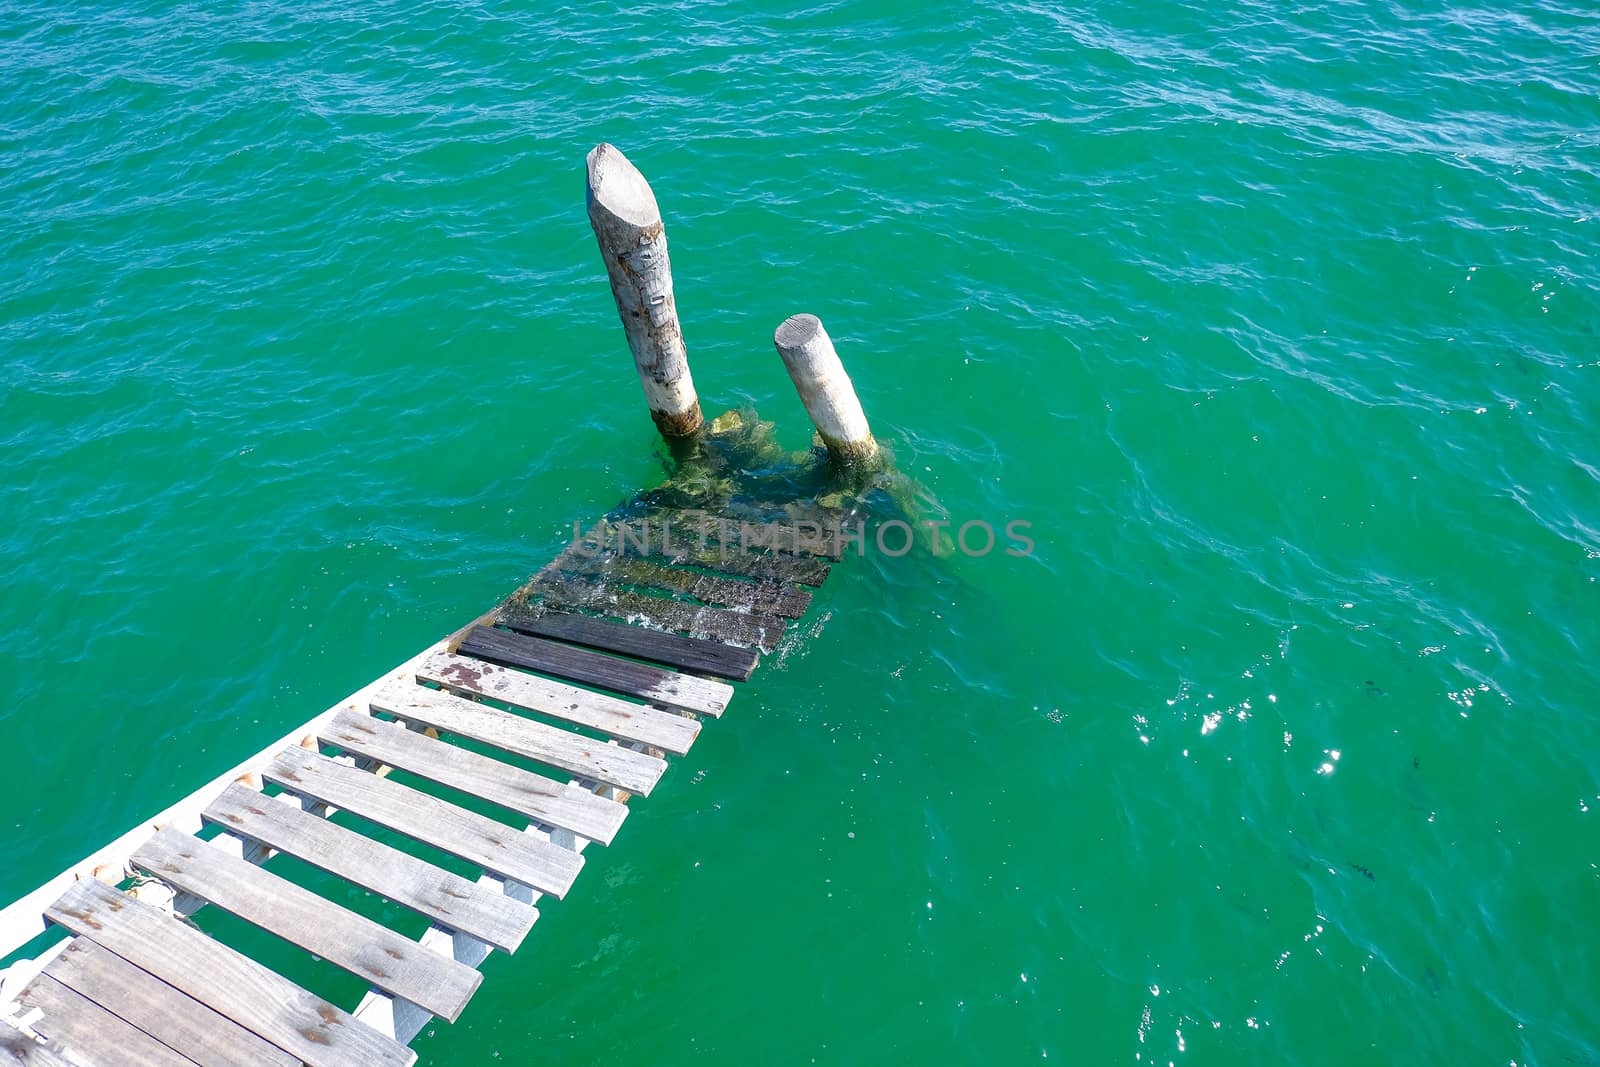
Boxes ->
[372,682,667,796]
[642,505,849,560]
[43,879,415,1067]
[262,747,587,891]
[417,652,701,756]
[130,828,480,1022]
[317,711,628,845]
[566,555,813,618]
[0,1017,80,1067]
[723,496,856,529]
[458,625,732,718]
[521,539,791,648]
[511,576,788,653]
[496,610,759,680]
[524,574,788,652]
[202,784,536,954]
[16,974,190,1067]
[42,937,297,1067]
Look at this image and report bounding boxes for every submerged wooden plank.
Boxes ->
[513,576,788,653]
[642,505,848,560]
[458,625,732,718]
[202,784,536,954]
[262,747,586,893]
[130,828,481,1022]
[597,521,832,586]
[317,710,628,845]
[42,937,297,1067]
[43,879,415,1067]
[417,652,700,756]
[372,682,667,797]
[496,610,759,681]
[17,974,190,1067]
[566,555,813,619]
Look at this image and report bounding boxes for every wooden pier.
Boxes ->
[0,141,887,1066]
[0,493,854,1066]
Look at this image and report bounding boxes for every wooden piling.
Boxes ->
[772,314,877,464]
[585,143,703,439]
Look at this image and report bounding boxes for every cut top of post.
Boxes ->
[586,143,660,231]
[774,312,825,353]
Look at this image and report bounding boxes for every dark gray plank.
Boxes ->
[496,609,759,681]
[263,746,586,893]
[42,937,297,1067]
[514,576,787,653]
[43,878,415,1067]
[16,974,189,1067]
[130,828,480,1022]
[371,682,666,797]
[416,652,700,756]
[458,625,732,717]
[317,710,628,845]
[202,784,537,954]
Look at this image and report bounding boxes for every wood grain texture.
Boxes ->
[262,746,587,890]
[0,1018,81,1067]
[416,652,700,755]
[43,878,415,1067]
[317,710,628,845]
[495,609,759,680]
[16,974,190,1067]
[42,937,297,1067]
[458,625,731,717]
[371,682,667,796]
[202,784,536,954]
[130,828,481,1022]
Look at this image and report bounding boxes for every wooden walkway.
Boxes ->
[0,497,850,1066]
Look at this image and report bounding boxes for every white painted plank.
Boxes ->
[43,879,414,1067]
[202,784,536,954]
[262,747,586,893]
[130,829,481,1022]
[317,711,629,842]
[370,682,666,797]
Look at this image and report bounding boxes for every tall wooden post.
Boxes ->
[585,143,703,439]
[773,314,877,464]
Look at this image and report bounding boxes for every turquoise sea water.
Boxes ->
[3,0,1598,1062]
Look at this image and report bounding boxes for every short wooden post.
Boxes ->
[772,314,877,464]
[585,143,703,439]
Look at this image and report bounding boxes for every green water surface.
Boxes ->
[3,0,1598,1063]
